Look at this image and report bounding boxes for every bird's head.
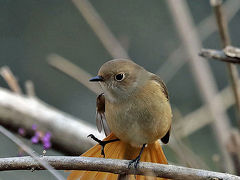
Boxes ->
[90,59,149,102]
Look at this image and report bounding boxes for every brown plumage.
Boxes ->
[96,93,111,136]
[68,59,172,180]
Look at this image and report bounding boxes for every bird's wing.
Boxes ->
[150,74,171,144]
[96,93,111,136]
[150,74,169,99]
[160,127,171,144]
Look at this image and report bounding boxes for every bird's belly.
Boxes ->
[105,99,171,147]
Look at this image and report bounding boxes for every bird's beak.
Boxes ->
[89,75,104,82]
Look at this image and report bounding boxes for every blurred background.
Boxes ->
[0,0,240,179]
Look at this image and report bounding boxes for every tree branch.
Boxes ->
[200,48,240,64]
[0,156,239,180]
[0,87,104,155]
[174,81,234,138]
[210,0,240,131]
[0,66,22,94]
[47,53,102,95]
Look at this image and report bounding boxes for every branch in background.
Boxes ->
[0,65,102,155]
[47,54,101,95]
[227,129,240,175]
[210,0,230,45]
[0,126,64,180]
[210,0,240,173]
[0,66,22,94]
[25,80,36,97]
[0,156,239,180]
[200,48,240,64]
[156,0,240,83]
[224,46,240,59]
[163,110,209,170]
[167,0,235,173]
[168,134,209,170]
[0,67,64,180]
[174,81,234,138]
[210,0,240,131]
[0,87,104,155]
[72,0,129,59]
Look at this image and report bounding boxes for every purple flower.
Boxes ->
[29,127,52,150]
[18,128,25,136]
[32,124,37,131]
[41,132,52,149]
[42,132,51,142]
[31,136,39,144]
[43,141,51,149]
[45,132,51,138]
[31,132,41,144]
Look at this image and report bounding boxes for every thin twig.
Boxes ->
[72,0,129,59]
[0,66,22,94]
[0,156,239,180]
[167,0,234,173]
[210,0,240,130]
[0,126,64,180]
[200,48,240,64]
[47,53,102,94]
[25,80,36,97]
[0,87,103,155]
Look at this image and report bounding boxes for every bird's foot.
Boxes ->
[128,144,146,169]
[87,134,119,157]
[128,155,141,169]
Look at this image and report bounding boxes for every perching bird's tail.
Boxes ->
[68,133,168,180]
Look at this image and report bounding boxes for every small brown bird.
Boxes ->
[68,59,172,180]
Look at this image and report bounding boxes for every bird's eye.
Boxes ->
[115,73,125,81]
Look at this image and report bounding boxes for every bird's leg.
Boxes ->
[128,144,146,169]
[88,134,119,158]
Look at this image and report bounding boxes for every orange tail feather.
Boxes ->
[68,133,168,180]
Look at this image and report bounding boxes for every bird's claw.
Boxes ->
[128,156,141,169]
[87,134,119,158]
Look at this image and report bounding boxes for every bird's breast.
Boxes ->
[105,80,172,147]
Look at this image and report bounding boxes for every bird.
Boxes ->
[68,59,172,180]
